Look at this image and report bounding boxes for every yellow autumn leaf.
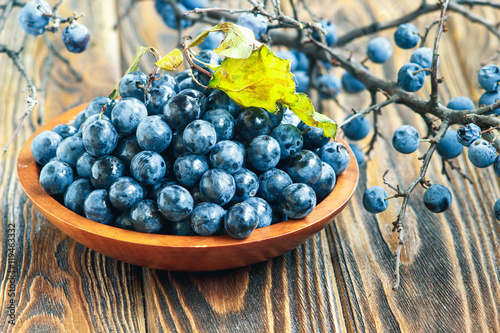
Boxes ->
[155,48,184,71]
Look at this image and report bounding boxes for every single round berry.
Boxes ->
[183,120,217,155]
[232,168,259,203]
[317,74,342,98]
[366,37,393,64]
[456,123,481,147]
[64,179,94,215]
[52,124,77,138]
[130,151,166,185]
[76,152,97,179]
[85,96,115,119]
[478,64,500,91]
[119,71,148,102]
[342,72,366,94]
[157,185,194,222]
[236,107,271,142]
[31,130,63,165]
[248,135,281,172]
[494,155,500,178]
[82,119,119,157]
[244,197,272,228]
[190,202,226,236]
[209,140,245,174]
[494,199,500,221]
[392,125,420,154]
[349,144,366,166]
[174,154,209,187]
[423,184,452,213]
[109,177,144,210]
[271,124,304,160]
[394,23,420,49]
[199,169,236,206]
[478,91,500,115]
[91,156,125,189]
[18,0,51,36]
[61,22,91,53]
[224,202,258,239]
[111,97,148,135]
[397,63,426,92]
[312,20,338,46]
[310,162,336,203]
[298,121,330,150]
[163,95,201,131]
[286,150,322,185]
[318,142,350,175]
[206,90,239,118]
[343,115,371,141]
[281,183,317,219]
[56,136,86,168]
[84,189,114,225]
[136,115,172,153]
[447,96,475,111]
[177,88,208,114]
[468,139,496,168]
[363,186,389,214]
[258,168,293,204]
[131,200,164,233]
[202,109,235,142]
[410,47,434,74]
[236,13,268,39]
[39,160,74,196]
[436,129,463,160]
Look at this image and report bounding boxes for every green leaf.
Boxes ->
[126,46,151,74]
[208,44,337,139]
[155,48,184,71]
[289,94,337,138]
[207,45,298,111]
[108,89,119,100]
[190,22,261,59]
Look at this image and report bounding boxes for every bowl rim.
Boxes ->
[17,103,359,251]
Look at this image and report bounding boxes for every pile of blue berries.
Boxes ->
[18,0,90,53]
[32,51,349,239]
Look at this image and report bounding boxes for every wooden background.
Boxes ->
[1,0,500,331]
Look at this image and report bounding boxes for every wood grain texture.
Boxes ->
[2,0,500,332]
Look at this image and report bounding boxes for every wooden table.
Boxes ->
[2,1,500,331]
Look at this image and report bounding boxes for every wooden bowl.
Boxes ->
[17,104,359,271]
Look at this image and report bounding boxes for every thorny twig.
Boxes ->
[442,158,474,184]
[429,0,449,109]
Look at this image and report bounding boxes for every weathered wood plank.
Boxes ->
[0,2,145,332]
[2,0,500,332]
[142,232,346,333]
